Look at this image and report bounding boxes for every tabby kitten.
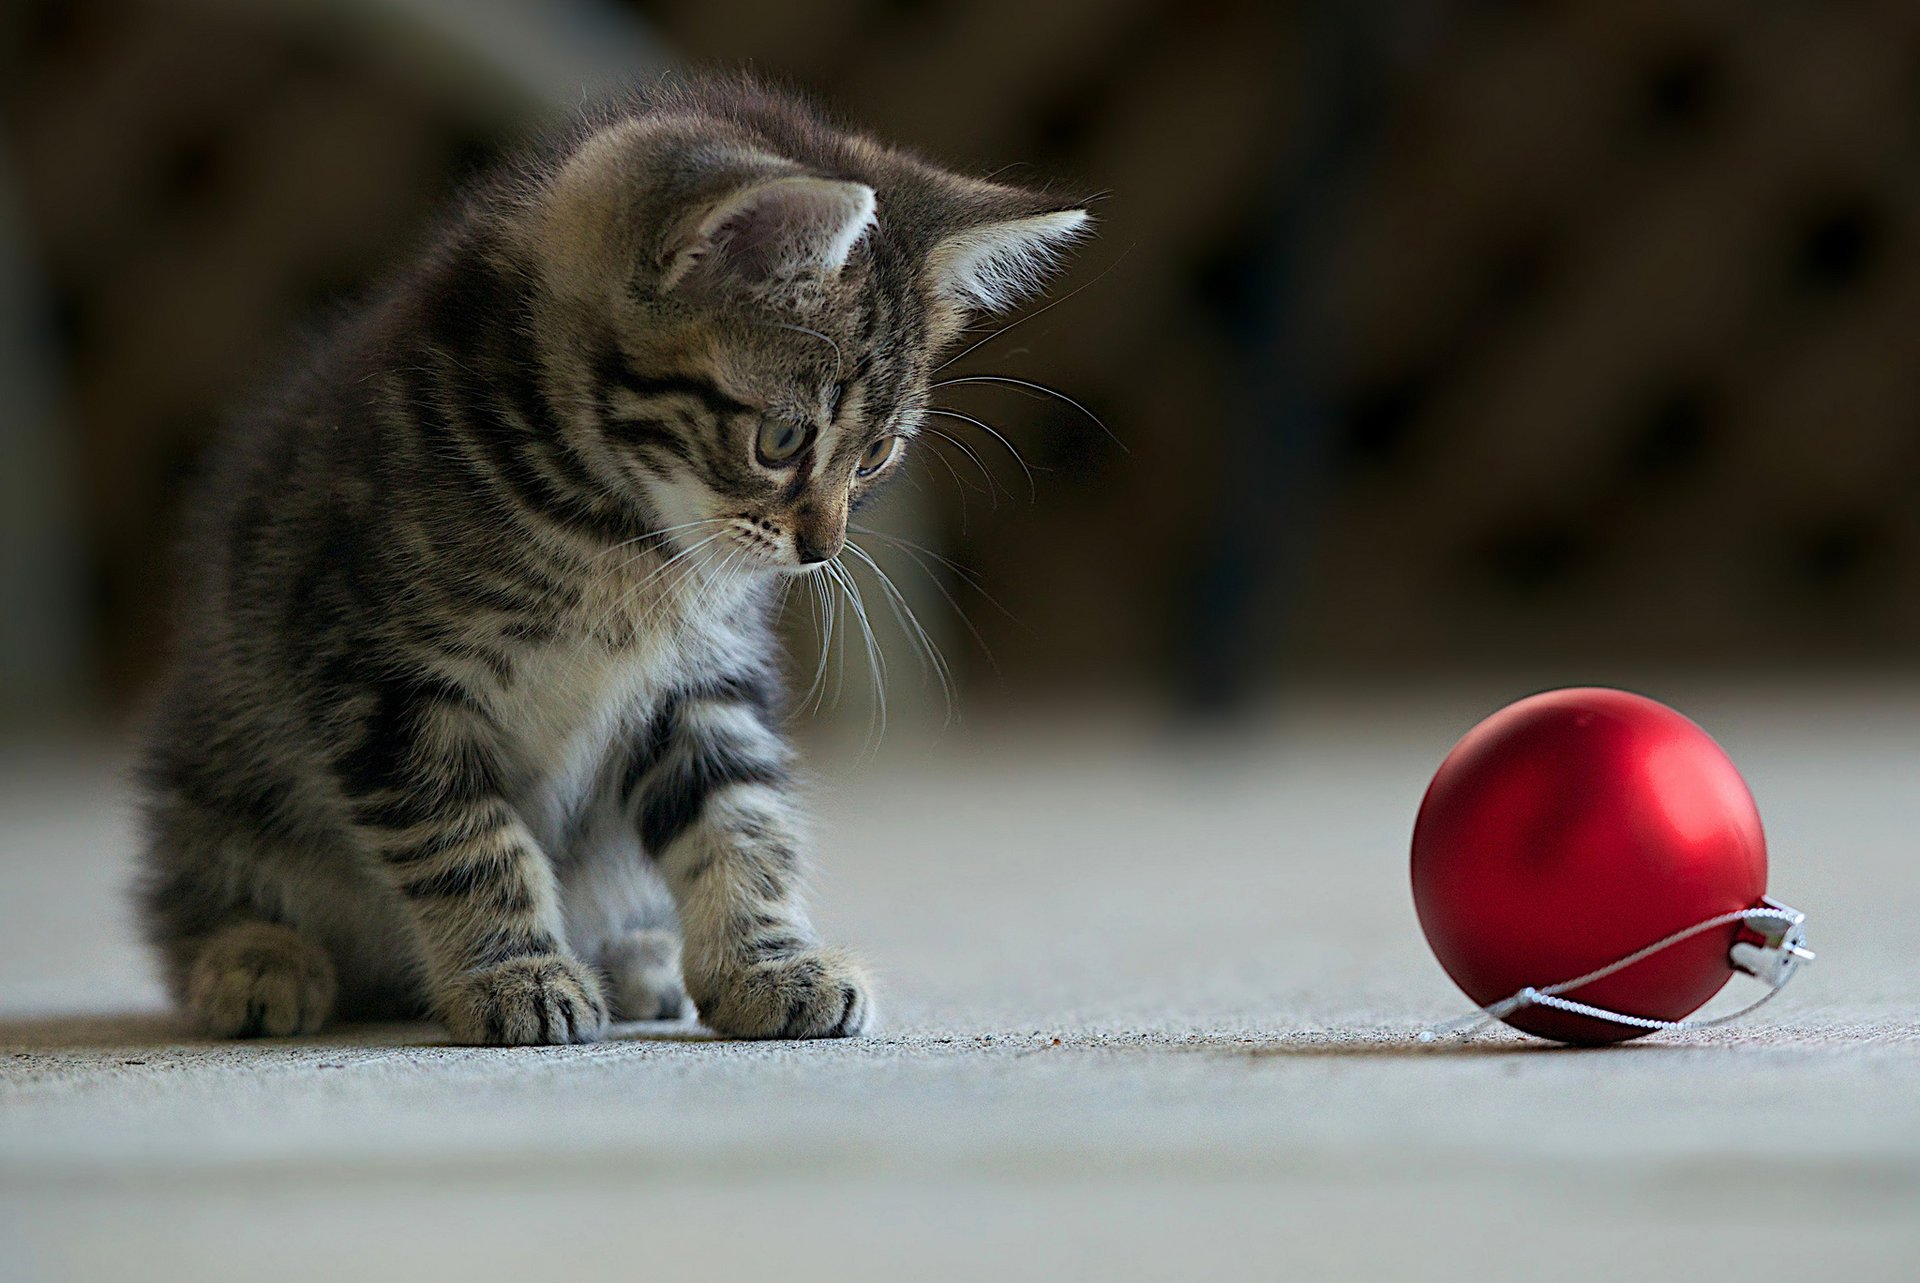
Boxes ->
[136,77,1090,1044]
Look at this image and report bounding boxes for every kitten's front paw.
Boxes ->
[187,921,336,1038]
[693,946,873,1040]
[445,953,608,1046]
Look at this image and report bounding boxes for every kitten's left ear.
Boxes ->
[928,207,1093,313]
[661,175,877,295]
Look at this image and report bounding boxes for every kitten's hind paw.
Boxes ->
[603,928,693,1022]
[694,946,874,1040]
[186,921,337,1038]
[445,953,608,1046]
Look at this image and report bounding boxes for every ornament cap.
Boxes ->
[1729,896,1813,987]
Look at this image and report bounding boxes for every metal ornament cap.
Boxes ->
[1412,688,1770,1044]
[1730,896,1815,986]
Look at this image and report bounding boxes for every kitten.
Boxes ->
[134,76,1090,1044]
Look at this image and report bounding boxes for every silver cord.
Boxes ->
[1420,905,1811,1043]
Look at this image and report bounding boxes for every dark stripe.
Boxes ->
[638,743,788,856]
[619,697,681,805]
[400,857,503,902]
[609,368,754,420]
[592,348,699,463]
[281,510,379,652]
[396,364,603,612]
[619,673,777,807]
[442,570,553,617]
[609,413,696,464]
[404,630,517,688]
[501,618,562,646]
[379,802,516,867]
[398,362,525,535]
[421,244,503,354]
[418,252,645,546]
[831,986,859,1036]
[455,369,641,545]
[471,927,559,969]
[495,323,627,505]
[686,670,783,723]
[330,668,484,804]
[352,792,445,833]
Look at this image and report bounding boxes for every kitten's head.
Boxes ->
[512,77,1091,574]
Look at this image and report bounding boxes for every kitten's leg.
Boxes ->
[338,677,606,1046]
[140,800,339,1038]
[557,820,692,1022]
[358,794,606,1045]
[628,687,873,1039]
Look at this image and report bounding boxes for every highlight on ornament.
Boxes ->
[1410,687,1815,1045]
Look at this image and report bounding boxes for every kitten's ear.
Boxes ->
[927,207,1093,313]
[661,176,877,295]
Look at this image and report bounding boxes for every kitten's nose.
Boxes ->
[794,532,841,564]
[793,505,846,565]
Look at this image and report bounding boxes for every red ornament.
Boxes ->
[1411,688,1770,1044]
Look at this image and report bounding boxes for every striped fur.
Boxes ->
[135,76,1090,1045]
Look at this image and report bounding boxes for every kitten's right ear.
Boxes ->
[660,176,877,295]
[927,207,1092,314]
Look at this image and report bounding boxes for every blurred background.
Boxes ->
[4,0,1920,730]
[5,10,1919,1273]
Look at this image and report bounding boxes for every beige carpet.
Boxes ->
[2,685,1916,1281]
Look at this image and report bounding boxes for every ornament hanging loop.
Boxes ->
[1421,898,1812,1043]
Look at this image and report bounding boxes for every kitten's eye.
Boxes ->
[756,419,811,466]
[855,436,898,477]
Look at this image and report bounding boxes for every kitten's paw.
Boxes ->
[694,946,874,1040]
[602,928,692,1022]
[445,953,608,1046]
[186,921,337,1038]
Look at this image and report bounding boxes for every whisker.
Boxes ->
[827,558,887,754]
[697,546,747,620]
[919,427,1007,506]
[929,374,1124,452]
[589,529,729,637]
[844,540,956,726]
[907,441,976,533]
[849,525,1006,609]
[799,571,834,717]
[849,525,1008,670]
[584,516,734,566]
[926,408,1040,504]
[831,560,848,710]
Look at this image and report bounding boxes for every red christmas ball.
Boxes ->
[1411,688,1768,1044]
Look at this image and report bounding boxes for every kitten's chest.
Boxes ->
[482,595,761,849]
[485,637,665,847]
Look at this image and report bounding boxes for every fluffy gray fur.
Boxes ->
[134,76,1091,1045]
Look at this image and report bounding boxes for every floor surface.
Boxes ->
[2,685,1915,1280]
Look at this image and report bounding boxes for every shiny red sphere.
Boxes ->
[1411,688,1768,1044]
